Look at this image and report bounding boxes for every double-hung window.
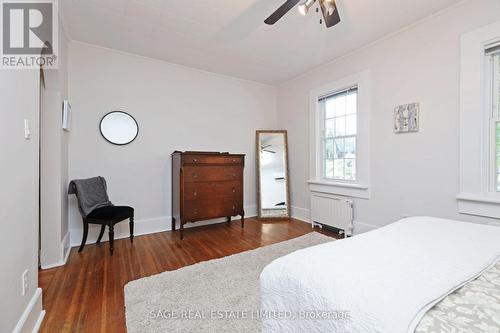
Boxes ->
[319,86,358,181]
[457,23,500,217]
[309,70,370,199]
[488,44,500,191]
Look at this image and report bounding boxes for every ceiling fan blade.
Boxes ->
[264,0,301,25]
[319,0,341,28]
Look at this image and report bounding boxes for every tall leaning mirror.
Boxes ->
[256,130,290,219]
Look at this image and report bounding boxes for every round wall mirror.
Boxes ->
[100,111,139,145]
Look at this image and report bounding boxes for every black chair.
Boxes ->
[69,177,134,255]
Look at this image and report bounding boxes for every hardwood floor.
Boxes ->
[39,218,337,333]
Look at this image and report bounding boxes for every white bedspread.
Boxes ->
[260,217,500,333]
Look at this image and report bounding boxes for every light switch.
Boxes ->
[24,119,31,140]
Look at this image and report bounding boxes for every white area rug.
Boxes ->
[125,232,333,333]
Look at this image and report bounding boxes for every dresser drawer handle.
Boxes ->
[193,209,198,215]
[192,173,198,179]
[232,159,237,163]
[192,158,199,163]
[232,173,237,177]
[232,188,236,193]
[193,191,197,197]
[232,205,236,210]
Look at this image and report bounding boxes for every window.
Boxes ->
[308,70,370,199]
[319,87,357,181]
[489,45,500,191]
[457,21,500,218]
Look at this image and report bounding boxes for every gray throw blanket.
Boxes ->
[68,176,113,217]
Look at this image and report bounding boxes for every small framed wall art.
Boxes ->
[394,103,419,133]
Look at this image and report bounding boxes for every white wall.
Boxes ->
[68,42,277,245]
[40,17,70,269]
[0,71,42,332]
[277,0,500,231]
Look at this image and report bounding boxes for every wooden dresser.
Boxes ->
[171,151,245,239]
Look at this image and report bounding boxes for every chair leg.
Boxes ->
[109,225,114,256]
[96,225,105,244]
[129,216,134,243]
[79,219,89,253]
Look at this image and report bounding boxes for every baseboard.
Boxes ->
[62,231,71,263]
[40,232,71,270]
[69,205,257,247]
[353,220,377,234]
[290,206,378,235]
[13,288,44,333]
[32,310,45,333]
[291,206,310,223]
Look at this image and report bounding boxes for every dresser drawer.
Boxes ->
[182,155,243,165]
[182,166,242,182]
[182,200,216,220]
[183,181,242,201]
[218,198,243,217]
[183,198,243,220]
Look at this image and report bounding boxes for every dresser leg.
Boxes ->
[227,216,231,225]
[172,217,176,231]
[180,222,184,240]
[241,214,245,228]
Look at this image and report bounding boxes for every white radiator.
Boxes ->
[310,193,353,236]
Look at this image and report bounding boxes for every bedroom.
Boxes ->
[1,0,500,332]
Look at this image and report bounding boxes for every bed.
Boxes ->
[260,217,500,333]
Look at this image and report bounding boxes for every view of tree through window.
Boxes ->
[321,87,358,181]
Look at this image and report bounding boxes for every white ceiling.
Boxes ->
[61,0,462,84]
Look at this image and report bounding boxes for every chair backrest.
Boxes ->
[68,176,113,217]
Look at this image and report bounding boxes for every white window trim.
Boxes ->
[458,20,500,218]
[308,70,371,199]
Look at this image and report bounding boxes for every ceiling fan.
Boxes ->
[264,0,340,28]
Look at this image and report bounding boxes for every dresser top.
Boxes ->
[172,151,245,156]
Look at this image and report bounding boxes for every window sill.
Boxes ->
[457,193,500,218]
[308,180,370,199]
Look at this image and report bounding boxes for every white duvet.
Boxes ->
[260,217,500,333]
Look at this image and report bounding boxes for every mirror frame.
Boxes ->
[99,111,139,146]
[256,130,291,220]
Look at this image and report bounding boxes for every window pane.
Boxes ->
[325,99,336,119]
[324,159,334,178]
[495,55,500,191]
[320,86,358,182]
[346,114,357,136]
[334,138,345,158]
[333,159,345,180]
[335,94,347,117]
[335,116,346,136]
[345,159,356,180]
[346,92,357,115]
[325,138,334,159]
[345,137,356,158]
[325,119,335,138]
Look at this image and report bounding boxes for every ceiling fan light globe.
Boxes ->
[298,0,316,15]
[298,3,308,15]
